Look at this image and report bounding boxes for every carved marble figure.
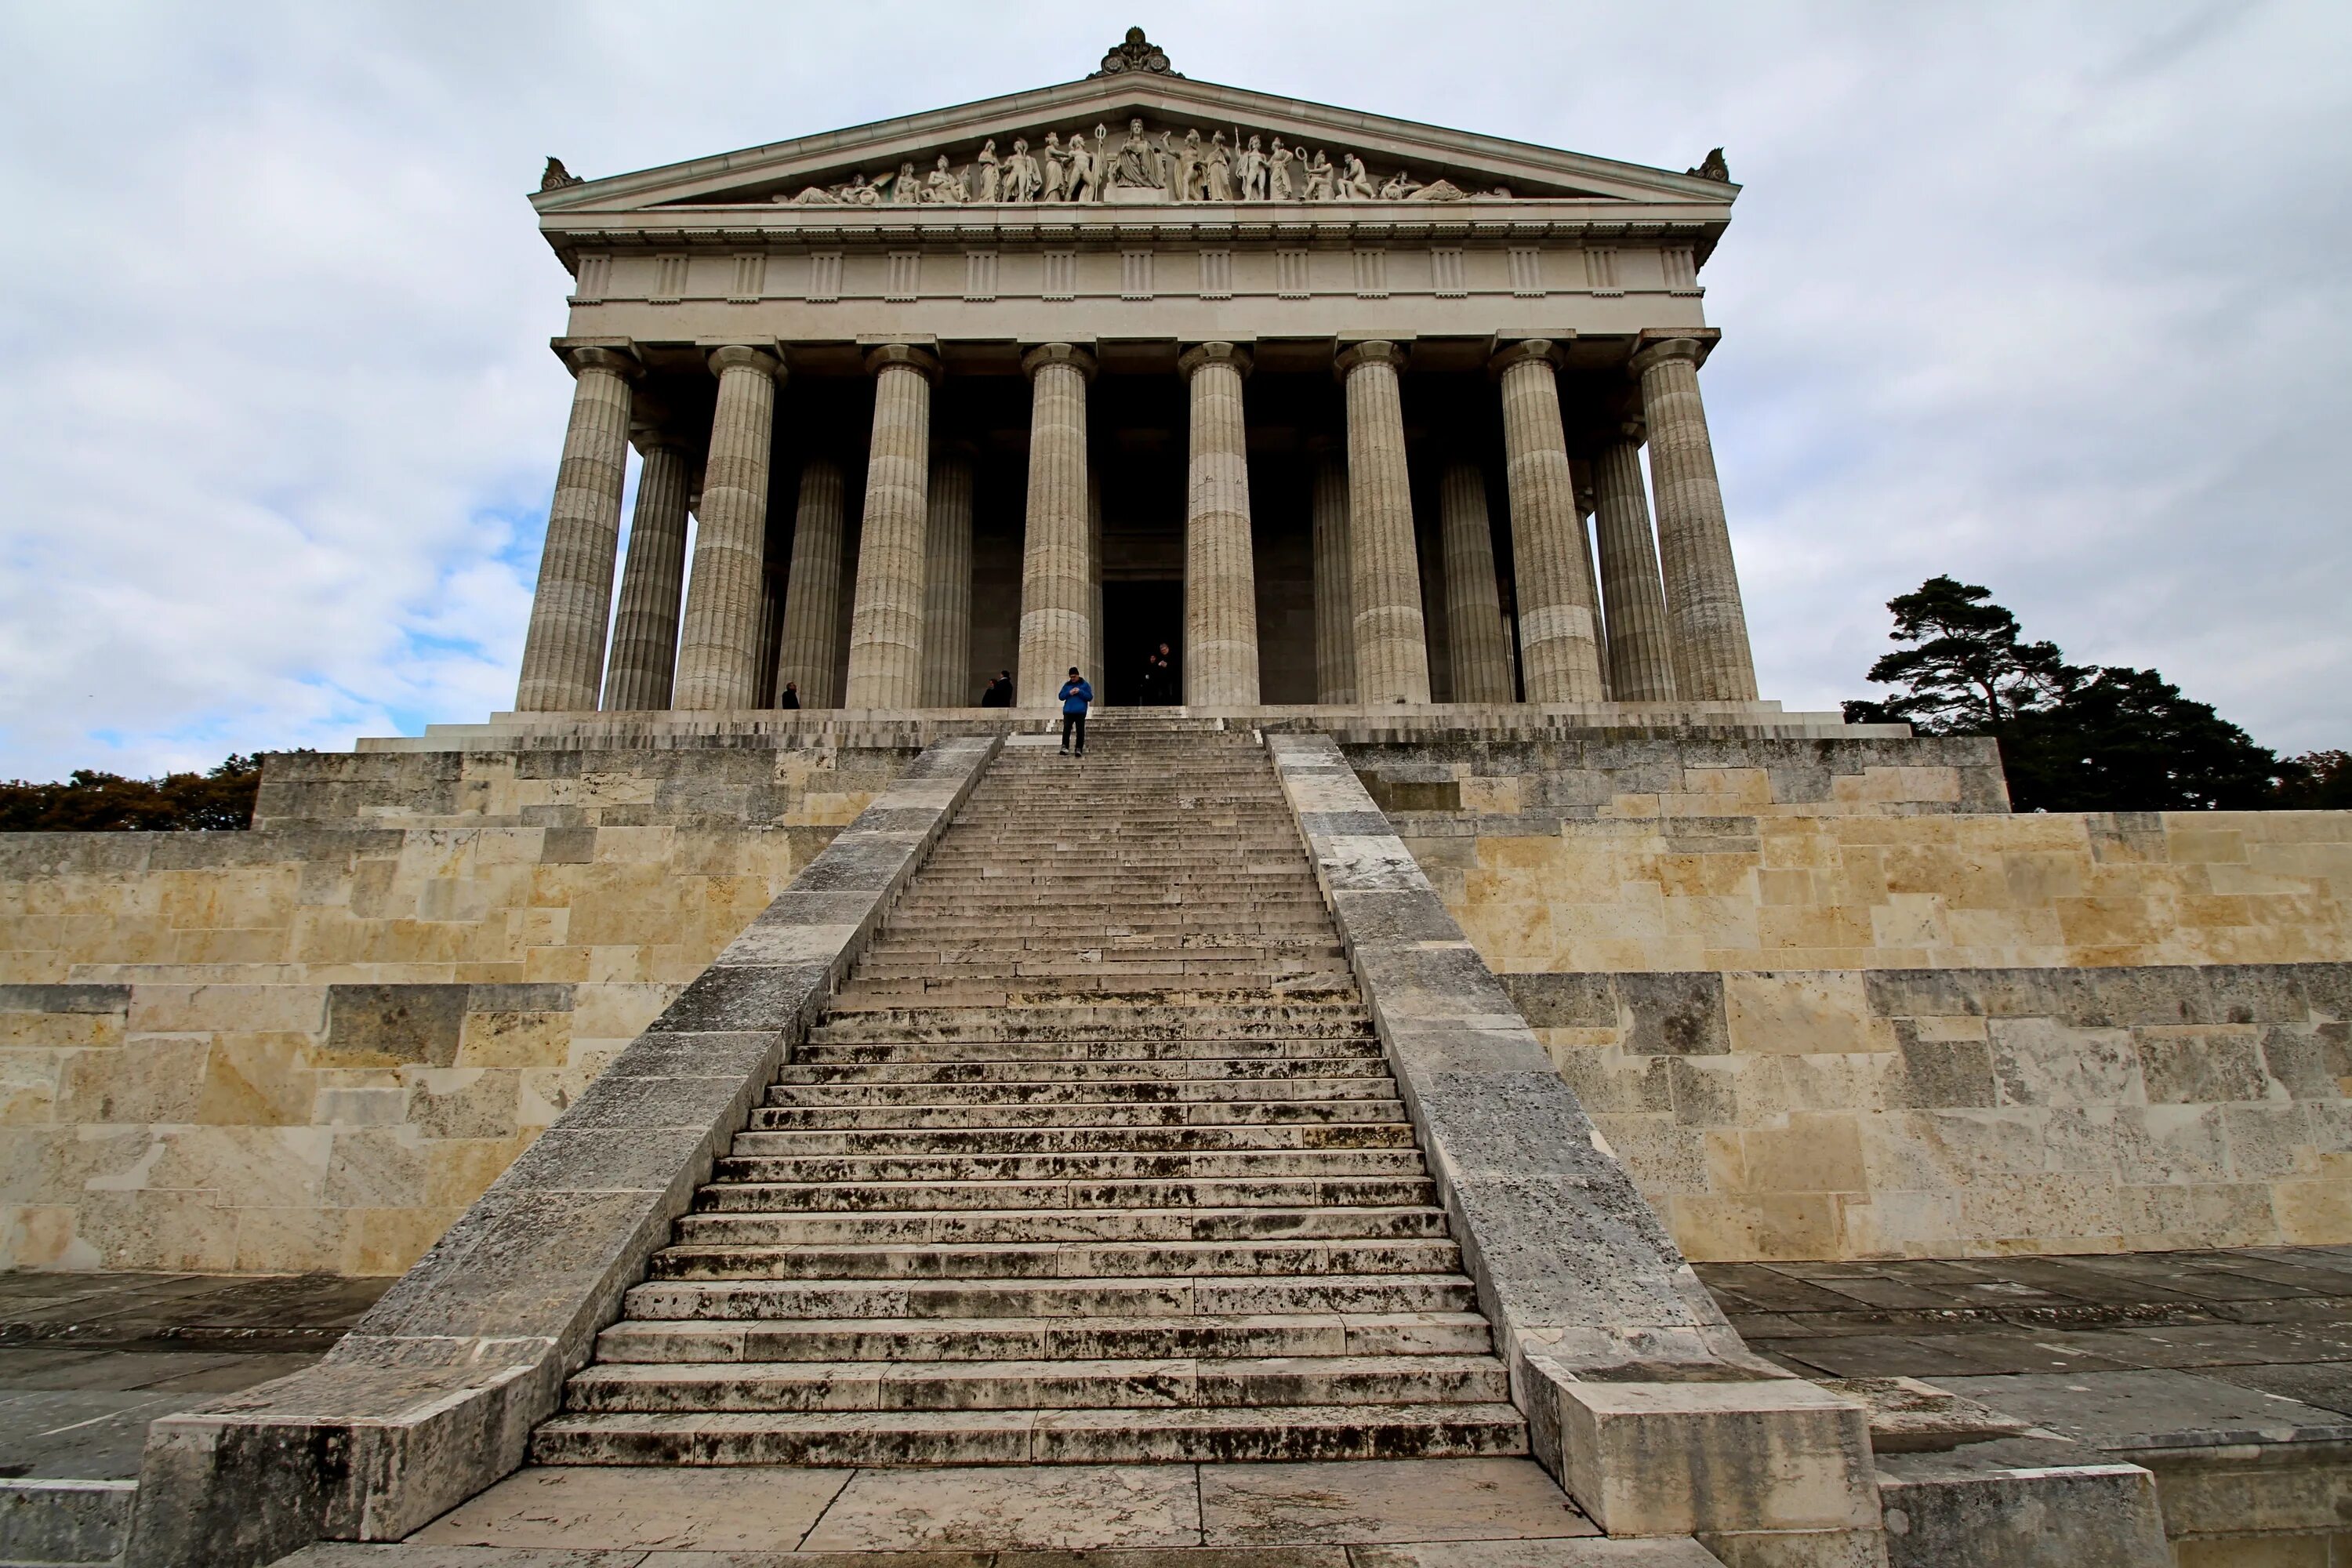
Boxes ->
[1205,132,1235,201]
[889,162,920,203]
[1268,138,1295,200]
[1301,149,1334,201]
[1001,138,1040,201]
[1341,152,1376,200]
[924,153,966,203]
[973,140,1000,202]
[1041,132,1069,201]
[1065,131,1100,201]
[1174,129,1206,201]
[1234,134,1269,201]
[1113,118,1160,188]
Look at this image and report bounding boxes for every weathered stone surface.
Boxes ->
[1551,1380,1878,1537]
[118,735,1000,1568]
[1270,732,1876,1544]
[1874,1459,2167,1567]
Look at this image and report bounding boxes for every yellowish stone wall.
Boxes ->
[1373,740,2352,1261]
[0,743,909,1275]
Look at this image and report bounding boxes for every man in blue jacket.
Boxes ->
[1058,666,1093,757]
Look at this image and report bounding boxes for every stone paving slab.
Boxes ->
[393,1460,1599,1559]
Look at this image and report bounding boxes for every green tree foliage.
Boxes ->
[0,754,262,831]
[2275,750,2352,810]
[1844,579,2299,812]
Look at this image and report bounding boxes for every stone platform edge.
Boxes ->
[1266,731,2190,1564]
[1269,732,1896,1555]
[349,701,1904,753]
[117,734,1005,1568]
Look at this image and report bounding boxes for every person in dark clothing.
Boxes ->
[1140,642,1175,705]
[979,671,1013,707]
[1058,667,1093,757]
[778,682,800,710]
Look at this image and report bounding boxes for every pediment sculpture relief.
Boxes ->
[778,116,1504,208]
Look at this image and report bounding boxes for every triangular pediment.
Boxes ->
[533,62,1735,219]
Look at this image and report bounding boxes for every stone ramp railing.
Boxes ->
[121,735,1003,1568]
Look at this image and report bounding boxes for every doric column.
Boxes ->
[1632,332,1757,701]
[1308,441,1355,704]
[843,343,939,710]
[1334,340,1429,704]
[1178,342,1260,706]
[773,458,847,707]
[1438,462,1514,704]
[1087,472,1105,688]
[1569,458,1609,701]
[673,345,782,710]
[1491,339,1606,703]
[920,446,975,707]
[516,345,639,712]
[1592,420,1679,702]
[600,429,694,710]
[1016,343,1095,706]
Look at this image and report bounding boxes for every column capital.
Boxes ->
[706,343,784,380]
[865,342,942,383]
[630,423,699,459]
[1488,337,1565,378]
[1021,342,1098,383]
[1333,339,1405,379]
[558,343,643,380]
[1628,327,1722,377]
[1615,417,1648,444]
[1178,341,1253,380]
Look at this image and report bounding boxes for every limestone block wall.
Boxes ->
[0,742,914,1274]
[1363,737,2352,1260]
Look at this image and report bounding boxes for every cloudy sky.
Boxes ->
[2,2,2346,779]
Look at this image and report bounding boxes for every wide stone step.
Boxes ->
[528,1400,1530,1466]
[767,1079,1403,1108]
[726,1123,1416,1156]
[621,1272,1479,1322]
[748,1098,1407,1130]
[827,982,1361,1009]
[562,1353,1510,1414]
[646,1236,1464,1281]
[805,1008,1373,1044]
[848,960,1350,985]
[789,1036,1381,1065]
[710,1149,1425,1183]
[773,1058,1386,1086]
[592,1311,1497,1365]
[695,1175,1439,1214]
[670,1204,1451,1247]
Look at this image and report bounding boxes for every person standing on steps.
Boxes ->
[1058,666,1093,757]
[979,670,1013,707]
[1140,642,1175,706]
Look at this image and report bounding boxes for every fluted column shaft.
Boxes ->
[843,345,938,709]
[774,459,846,706]
[920,449,975,707]
[1180,343,1260,706]
[1087,474,1105,688]
[1336,341,1429,704]
[1309,447,1356,704]
[1592,425,1679,702]
[1493,339,1606,703]
[517,347,638,711]
[1439,463,1515,703]
[1634,336,1757,701]
[601,434,694,710]
[673,346,782,710]
[1016,343,1096,706]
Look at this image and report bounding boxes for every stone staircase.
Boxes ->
[529,715,1528,1466]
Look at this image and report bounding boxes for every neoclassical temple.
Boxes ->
[517,33,1754,713]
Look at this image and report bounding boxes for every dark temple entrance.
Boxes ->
[1102,579,1183,706]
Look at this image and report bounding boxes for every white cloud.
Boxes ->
[0,0,2344,778]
